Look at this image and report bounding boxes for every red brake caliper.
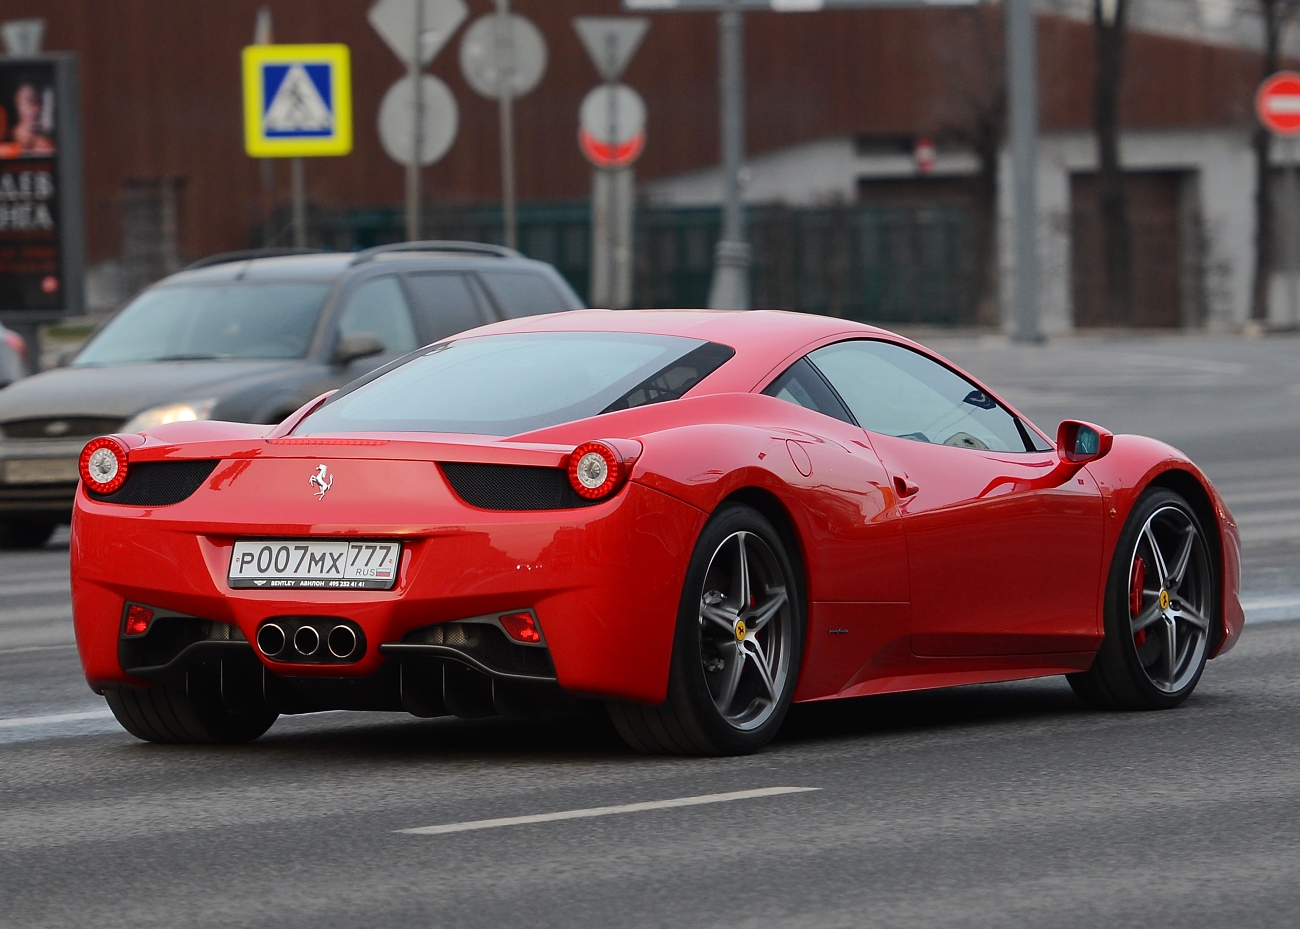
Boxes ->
[1130,556,1147,647]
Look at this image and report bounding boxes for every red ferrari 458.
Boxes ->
[70,310,1243,754]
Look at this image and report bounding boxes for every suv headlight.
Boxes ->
[122,399,217,434]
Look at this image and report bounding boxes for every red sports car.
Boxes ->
[70,310,1243,754]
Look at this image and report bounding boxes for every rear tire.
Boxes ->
[607,504,804,756]
[1068,488,1218,711]
[106,669,278,744]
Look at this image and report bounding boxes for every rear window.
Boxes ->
[295,331,734,437]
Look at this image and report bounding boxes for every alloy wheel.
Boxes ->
[1128,505,1213,693]
[697,530,794,731]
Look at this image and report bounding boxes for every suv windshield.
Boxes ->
[295,331,734,437]
[73,282,332,366]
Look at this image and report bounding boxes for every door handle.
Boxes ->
[894,475,920,498]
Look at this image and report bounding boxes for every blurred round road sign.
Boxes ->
[459,13,547,100]
[1258,71,1300,136]
[579,84,646,169]
[378,74,459,167]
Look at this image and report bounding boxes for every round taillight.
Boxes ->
[79,436,130,495]
[567,441,627,500]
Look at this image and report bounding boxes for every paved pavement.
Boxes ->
[0,332,1297,927]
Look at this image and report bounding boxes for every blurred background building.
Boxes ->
[1,0,1295,332]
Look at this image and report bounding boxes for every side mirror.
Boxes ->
[332,332,385,366]
[1057,420,1114,464]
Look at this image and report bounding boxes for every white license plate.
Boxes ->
[3,458,80,484]
[228,540,401,590]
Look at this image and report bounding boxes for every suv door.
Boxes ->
[477,269,574,318]
[808,339,1106,657]
[334,274,420,373]
[402,272,494,342]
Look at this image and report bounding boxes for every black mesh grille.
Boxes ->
[1,416,123,439]
[440,462,600,511]
[402,622,556,678]
[89,460,220,506]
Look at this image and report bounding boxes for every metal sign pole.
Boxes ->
[707,0,751,310]
[496,0,518,251]
[1006,0,1042,342]
[406,0,424,240]
[1289,136,1300,327]
[291,157,306,247]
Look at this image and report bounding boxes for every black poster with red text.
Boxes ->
[0,62,65,314]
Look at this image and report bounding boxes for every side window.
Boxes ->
[479,271,569,318]
[762,357,856,425]
[336,276,418,355]
[809,340,1031,453]
[403,273,488,342]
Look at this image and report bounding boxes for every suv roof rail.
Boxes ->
[349,240,521,265]
[184,247,329,271]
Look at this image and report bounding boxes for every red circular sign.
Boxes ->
[579,129,645,170]
[1257,71,1300,135]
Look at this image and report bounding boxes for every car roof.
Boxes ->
[457,309,900,392]
[160,248,557,285]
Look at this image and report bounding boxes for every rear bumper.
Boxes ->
[71,479,706,704]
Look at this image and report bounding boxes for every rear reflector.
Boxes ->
[500,612,542,645]
[124,605,154,637]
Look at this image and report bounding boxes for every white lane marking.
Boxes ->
[1243,594,1300,611]
[0,709,113,729]
[398,786,821,836]
[0,579,70,597]
[0,643,76,655]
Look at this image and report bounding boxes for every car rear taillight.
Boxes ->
[567,440,628,501]
[3,329,26,360]
[500,611,542,644]
[79,436,131,494]
[123,605,154,637]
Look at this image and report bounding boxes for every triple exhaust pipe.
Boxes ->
[256,621,360,662]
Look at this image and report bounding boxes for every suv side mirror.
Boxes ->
[332,332,385,366]
[1057,420,1113,464]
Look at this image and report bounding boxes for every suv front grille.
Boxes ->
[1,416,123,439]
[88,460,220,507]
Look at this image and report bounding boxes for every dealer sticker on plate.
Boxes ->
[228,540,401,590]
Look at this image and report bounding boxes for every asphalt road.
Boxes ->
[1,332,1298,928]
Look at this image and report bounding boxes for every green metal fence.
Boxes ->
[292,199,978,326]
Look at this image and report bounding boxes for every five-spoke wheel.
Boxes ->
[1069,488,1218,710]
[698,530,795,731]
[607,504,803,755]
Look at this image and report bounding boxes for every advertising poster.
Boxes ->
[0,62,62,314]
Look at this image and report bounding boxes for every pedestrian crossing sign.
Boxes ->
[242,44,352,157]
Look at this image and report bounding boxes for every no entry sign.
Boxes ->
[1257,71,1300,136]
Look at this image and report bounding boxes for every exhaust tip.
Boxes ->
[327,624,359,660]
[293,624,320,657]
[256,623,286,657]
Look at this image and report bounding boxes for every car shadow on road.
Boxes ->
[775,677,1090,747]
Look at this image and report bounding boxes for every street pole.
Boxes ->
[1288,136,1300,327]
[707,0,751,310]
[406,0,424,241]
[1006,0,1042,342]
[291,157,306,248]
[254,7,275,246]
[496,0,518,251]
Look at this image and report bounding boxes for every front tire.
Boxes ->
[608,504,804,755]
[1068,488,1218,710]
[106,668,278,744]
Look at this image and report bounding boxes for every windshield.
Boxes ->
[73,282,332,366]
[295,331,734,437]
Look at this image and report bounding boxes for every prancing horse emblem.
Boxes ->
[309,464,333,500]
